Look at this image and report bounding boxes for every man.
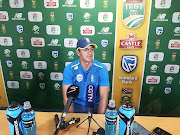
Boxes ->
[62,37,109,114]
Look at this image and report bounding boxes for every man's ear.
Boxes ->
[76,49,80,56]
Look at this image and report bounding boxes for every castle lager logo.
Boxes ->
[44,0,59,8]
[168,40,180,49]
[122,0,145,28]
[0,11,9,21]
[120,33,142,49]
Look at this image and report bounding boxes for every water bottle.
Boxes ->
[105,100,118,135]
[6,102,24,135]
[119,103,135,135]
[21,101,37,135]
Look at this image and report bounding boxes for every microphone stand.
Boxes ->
[76,108,102,135]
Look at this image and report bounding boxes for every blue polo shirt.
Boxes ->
[62,59,109,106]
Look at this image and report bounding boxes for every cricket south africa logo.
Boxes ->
[122,0,145,28]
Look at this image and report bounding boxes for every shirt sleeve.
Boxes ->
[62,65,73,85]
[99,65,110,86]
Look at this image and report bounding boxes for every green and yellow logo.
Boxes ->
[123,0,145,28]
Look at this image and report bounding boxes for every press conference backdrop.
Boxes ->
[0,0,117,110]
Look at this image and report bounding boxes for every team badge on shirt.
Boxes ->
[76,74,83,82]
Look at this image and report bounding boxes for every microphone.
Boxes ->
[54,85,79,135]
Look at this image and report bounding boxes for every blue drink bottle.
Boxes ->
[6,102,24,135]
[21,101,37,135]
[119,103,135,135]
[105,100,118,135]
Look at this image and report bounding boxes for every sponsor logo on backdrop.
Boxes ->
[50,12,55,22]
[172,12,180,23]
[31,0,36,8]
[150,64,158,73]
[80,0,95,9]
[102,63,111,71]
[80,25,95,35]
[84,12,91,22]
[97,27,112,34]
[122,0,145,28]
[76,74,83,82]
[102,51,106,60]
[46,25,60,35]
[171,52,176,61]
[34,61,47,69]
[101,39,108,47]
[19,37,24,46]
[44,0,59,8]
[33,25,40,34]
[64,38,77,48]
[38,72,44,80]
[20,71,33,79]
[16,49,30,58]
[54,83,60,90]
[0,0,3,7]
[6,60,13,67]
[31,37,45,47]
[21,61,28,69]
[2,24,6,34]
[50,72,63,81]
[26,82,30,89]
[103,0,108,8]
[149,86,154,94]
[164,87,171,94]
[37,50,41,58]
[16,25,23,33]
[156,27,163,35]
[9,71,13,79]
[149,52,164,61]
[155,39,160,49]
[165,76,173,84]
[174,27,180,36]
[28,12,43,22]
[66,12,73,21]
[168,40,180,49]
[153,13,168,21]
[48,39,61,46]
[164,64,179,74]
[7,81,19,89]
[118,76,138,84]
[9,0,24,8]
[52,51,58,58]
[0,37,13,46]
[12,13,25,20]
[4,49,11,57]
[54,61,58,70]
[0,11,9,21]
[98,12,113,22]
[39,83,45,89]
[67,51,75,59]
[68,25,72,35]
[62,0,76,7]
[155,0,171,9]
[120,34,142,49]
[146,76,160,84]
[121,55,138,73]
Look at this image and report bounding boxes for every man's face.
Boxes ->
[76,45,94,63]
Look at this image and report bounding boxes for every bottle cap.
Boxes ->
[107,100,116,110]
[8,102,20,111]
[23,101,32,112]
[122,102,133,110]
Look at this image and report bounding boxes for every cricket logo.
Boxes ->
[122,0,145,28]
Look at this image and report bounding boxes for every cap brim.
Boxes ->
[77,44,98,50]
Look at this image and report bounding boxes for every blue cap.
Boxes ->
[77,38,97,50]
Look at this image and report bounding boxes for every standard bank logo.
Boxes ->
[156,27,163,35]
[121,55,138,73]
[122,0,145,28]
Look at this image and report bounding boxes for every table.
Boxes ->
[0,110,179,135]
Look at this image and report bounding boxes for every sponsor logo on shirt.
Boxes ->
[76,74,83,82]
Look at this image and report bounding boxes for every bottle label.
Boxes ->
[22,118,36,128]
[105,115,117,125]
[6,114,23,135]
[119,112,134,135]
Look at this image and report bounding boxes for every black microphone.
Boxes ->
[54,85,79,135]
